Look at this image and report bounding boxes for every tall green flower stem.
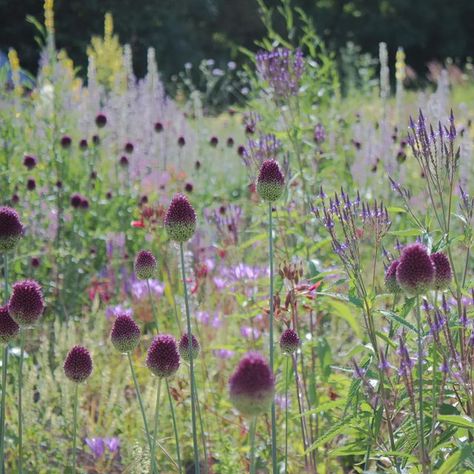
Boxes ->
[127,353,158,474]
[284,356,290,474]
[147,279,159,331]
[415,297,428,474]
[71,383,78,473]
[249,417,257,474]
[0,254,9,474]
[179,242,200,473]
[267,202,277,473]
[17,329,25,474]
[151,379,162,468]
[166,379,182,474]
[192,382,208,472]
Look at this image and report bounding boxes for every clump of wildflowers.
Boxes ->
[110,314,141,353]
[0,206,23,252]
[64,346,93,383]
[146,334,180,378]
[164,194,196,242]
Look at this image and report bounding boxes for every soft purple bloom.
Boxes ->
[213,349,234,359]
[131,279,164,300]
[105,305,132,320]
[85,437,105,458]
[240,326,261,340]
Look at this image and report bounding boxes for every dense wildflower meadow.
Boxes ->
[1,2,474,474]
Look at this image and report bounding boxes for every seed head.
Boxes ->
[228,352,275,417]
[396,243,435,296]
[8,280,44,326]
[64,346,93,383]
[430,252,452,291]
[0,206,23,252]
[164,194,196,242]
[279,328,300,354]
[178,333,200,361]
[256,159,284,202]
[0,306,19,344]
[385,260,401,294]
[110,314,141,353]
[146,334,180,378]
[134,250,157,280]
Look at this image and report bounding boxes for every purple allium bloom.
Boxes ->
[23,155,37,170]
[213,349,234,359]
[178,333,200,362]
[396,243,435,296]
[79,139,88,150]
[177,136,186,147]
[209,136,218,147]
[70,193,83,209]
[385,260,401,294]
[92,135,100,145]
[110,314,141,353]
[8,280,44,326]
[60,135,72,149]
[228,352,275,417]
[154,122,164,133]
[313,123,326,144]
[164,194,196,242]
[0,305,19,344]
[119,156,129,168]
[80,197,89,210]
[124,142,134,154]
[256,159,284,202]
[430,252,452,291]
[146,334,180,378]
[31,257,40,268]
[134,250,157,280]
[0,206,23,252]
[95,113,107,128]
[185,182,193,193]
[226,137,234,147]
[64,346,93,383]
[280,328,300,354]
[26,178,36,191]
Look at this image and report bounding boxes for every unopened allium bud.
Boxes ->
[146,334,180,378]
[0,206,23,252]
[164,194,196,242]
[229,352,275,417]
[430,252,452,290]
[256,159,284,202]
[8,279,44,326]
[95,113,107,128]
[178,333,200,361]
[279,328,300,354]
[64,346,93,383]
[23,155,37,170]
[385,260,401,294]
[396,243,435,296]
[0,306,19,344]
[134,250,157,280]
[110,314,141,353]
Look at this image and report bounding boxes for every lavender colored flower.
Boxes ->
[430,252,452,291]
[280,328,300,354]
[178,333,200,361]
[146,334,180,378]
[313,123,326,144]
[105,437,120,453]
[8,280,44,326]
[228,352,275,416]
[110,314,141,353]
[164,194,196,242]
[240,326,261,340]
[256,159,285,202]
[385,260,401,294]
[134,250,157,280]
[63,346,93,383]
[396,243,435,296]
[0,305,19,343]
[23,155,37,170]
[213,349,234,359]
[85,437,105,458]
[0,206,23,252]
[131,279,164,300]
[105,305,132,320]
[95,113,107,128]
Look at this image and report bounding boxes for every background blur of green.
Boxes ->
[1,0,473,82]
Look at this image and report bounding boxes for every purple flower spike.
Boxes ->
[228,352,275,417]
[8,280,44,326]
[110,314,141,353]
[256,159,285,202]
[164,194,196,242]
[64,346,93,383]
[0,207,24,252]
[430,252,452,291]
[396,244,435,296]
[0,306,19,344]
[385,260,401,294]
[279,328,300,354]
[146,334,180,378]
[178,333,200,362]
[134,250,157,280]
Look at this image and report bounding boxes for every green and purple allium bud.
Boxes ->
[8,280,44,326]
[256,159,285,202]
[164,194,196,242]
[0,305,19,344]
[385,260,401,294]
[111,314,141,353]
[0,206,24,252]
[279,328,300,354]
[228,352,275,417]
[178,333,200,362]
[430,252,452,291]
[396,243,435,296]
[146,334,180,378]
[134,250,157,280]
[64,345,93,383]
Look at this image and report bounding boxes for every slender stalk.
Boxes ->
[127,352,157,474]
[0,254,9,474]
[71,383,78,473]
[268,203,277,474]
[179,243,200,473]
[249,417,257,474]
[192,382,208,472]
[166,379,182,474]
[147,279,159,332]
[18,329,25,474]
[284,356,289,474]
[151,379,162,467]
